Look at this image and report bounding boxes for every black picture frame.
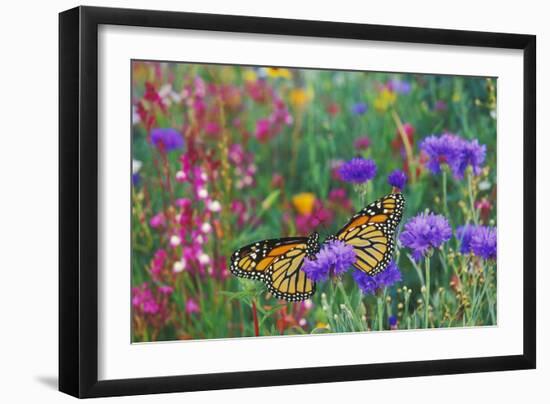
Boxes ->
[59,5,536,398]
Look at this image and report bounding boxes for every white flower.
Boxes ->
[173,259,186,273]
[478,180,492,191]
[169,235,181,247]
[132,106,141,125]
[176,170,187,182]
[158,83,172,98]
[170,91,182,104]
[208,200,222,212]
[201,222,212,234]
[299,318,307,327]
[198,253,210,265]
[197,187,208,199]
[132,159,142,174]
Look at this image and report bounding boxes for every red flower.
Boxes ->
[144,82,167,113]
[392,122,415,154]
[475,198,493,224]
[326,102,340,117]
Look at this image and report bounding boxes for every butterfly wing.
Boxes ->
[230,237,315,301]
[335,193,405,275]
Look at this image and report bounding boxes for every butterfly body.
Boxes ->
[230,193,404,301]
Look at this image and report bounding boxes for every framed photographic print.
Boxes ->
[59,6,536,398]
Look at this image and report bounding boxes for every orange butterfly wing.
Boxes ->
[230,236,317,301]
[335,193,405,275]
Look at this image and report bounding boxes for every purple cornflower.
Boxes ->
[387,79,411,94]
[132,173,141,187]
[351,102,368,115]
[150,128,184,152]
[387,169,408,190]
[455,139,486,178]
[302,240,356,282]
[399,213,452,260]
[388,315,398,329]
[456,225,476,254]
[352,261,402,295]
[420,133,486,179]
[420,133,464,175]
[471,226,496,260]
[338,158,377,184]
[132,159,142,186]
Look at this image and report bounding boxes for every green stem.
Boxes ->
[376,289,386,331]
[354,183,368,207]
[442,168,449,217]
[424,257,431,328]
[336,280,355,323]
[467,170,479,225]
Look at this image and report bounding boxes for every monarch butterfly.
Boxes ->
[230,193,405,301]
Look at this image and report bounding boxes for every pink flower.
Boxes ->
[132,283,160,315]
[330,160,344,181]
[354,136,371,150]
[158,285,173,295]
[296,201,334,235]
[192,98,206,120]
[228,144,245,165]
[151,249,167,280]
[328,188,353,211]
[176,198,192,210]
[246,80,270,103]
[205,121,220,135]
[213,256,230,280]
[475,198,493,224]
[255,118,271,142]
[186,298,200,314]
[271,173,284,188]
[149,212,165,228]
[231,200,249,228]
[194,76,206,97]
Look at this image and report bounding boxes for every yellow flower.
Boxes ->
[265,67,292,79]
[452,92,461,102]
[289,87,313,109]
[243,69,257,82]
[132,63,150,82]
[315,322,329,329]
[292,192,316,215]
[220,67,236,83]
[373,88,397,112]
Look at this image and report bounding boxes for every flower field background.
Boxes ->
[131,61,497,342]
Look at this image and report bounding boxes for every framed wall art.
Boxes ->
[59,5,536,398]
